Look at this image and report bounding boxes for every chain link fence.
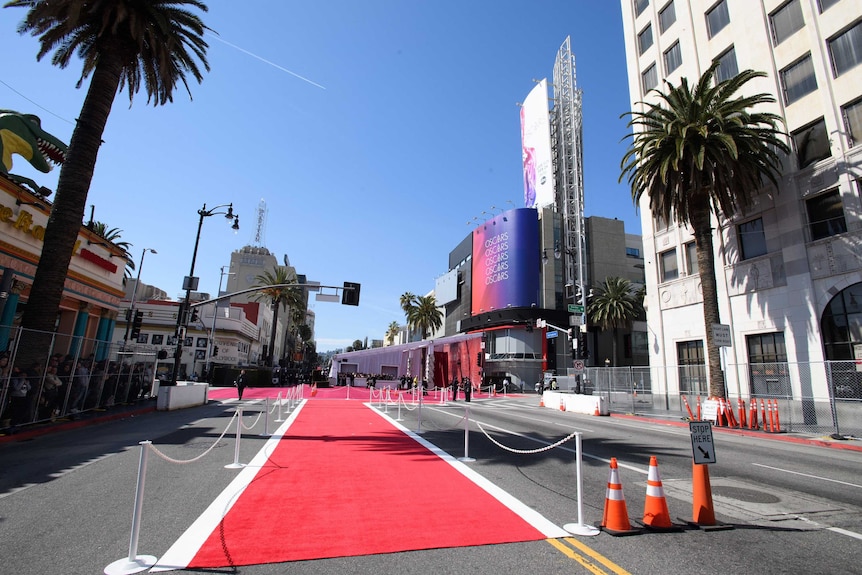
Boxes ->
[560,361,861,438]
[0,326,161,431]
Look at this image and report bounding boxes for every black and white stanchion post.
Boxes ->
[458,406,476,462]
[104,441,157,574]
[225,407,246,469]
[563,432,599,536]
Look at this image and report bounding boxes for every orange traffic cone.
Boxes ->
[642,456,674,529]
[560,397,566,411]
[593,403,601,416]
[601,458,637,535]
[539,396,544,407]
[692,462,716,526]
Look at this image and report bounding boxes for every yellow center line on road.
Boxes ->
[546,538,633,575]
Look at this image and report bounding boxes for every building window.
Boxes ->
[626,246,641,258]
[639,23,654,54]
[684,241,698,275]
[642,63,658,92]
[660,248,678,282]
[677,340,706,395]
[738,218,767,260]
[828,22,862,77]
[844,99,862,147]
[818,0,840,13]
[706,0,730,39]
[780,54,817,105]
[807,189,847,241]
[664,41,682,74]
[747,332,790,397]
[714,46,739,83]
[654,214,670,232]
[792,118,831,169]
[659,1,676,33]
[770,0,804,46]
[635,0,649,17]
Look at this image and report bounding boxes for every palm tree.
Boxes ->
[587,277,641,367]
[90,221,134,277]
[407,295,443,340]
[385,321,400,346]
[253,267,302,367]
[620,61,788,398]
[6,0,211,357]
[400,292,417,342]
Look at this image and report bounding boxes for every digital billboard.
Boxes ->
[520,79,555,208]
[471,208,540,315]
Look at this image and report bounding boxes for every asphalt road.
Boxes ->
[1,395,861,575]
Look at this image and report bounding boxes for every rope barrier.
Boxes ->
[148,410,239,465]
[240,409,264,431]
[474,419,580,454]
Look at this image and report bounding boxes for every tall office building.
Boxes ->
[620,0,862,401]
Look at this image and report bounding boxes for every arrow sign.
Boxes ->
[689,421,716,464]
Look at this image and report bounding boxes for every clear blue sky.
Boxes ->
[1,1,639,353]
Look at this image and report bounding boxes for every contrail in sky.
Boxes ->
[207,34,327,90]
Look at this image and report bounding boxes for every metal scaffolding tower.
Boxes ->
[552,36,587,327]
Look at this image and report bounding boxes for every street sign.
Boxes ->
[569,314,584,326]
[568,304,585,313]
[572,360,585,373]
[546,330,558,339]
[689,421,716,464]
[712,323,732,347]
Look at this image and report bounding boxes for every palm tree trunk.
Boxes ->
[269,303,279,367]
[19,50,123,365]
[691,206,727,399]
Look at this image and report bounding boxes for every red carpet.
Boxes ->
[155,400,559,569]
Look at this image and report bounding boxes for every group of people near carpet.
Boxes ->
[1,353,155,429]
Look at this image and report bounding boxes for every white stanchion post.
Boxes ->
[274,392,284,422]
[563,433,599,536]
[396,394,403,421]
[415,387,424,434]
[225,407,246,469]
[260,397,271,437]
[104,441,157,574]
[458,406,476,462]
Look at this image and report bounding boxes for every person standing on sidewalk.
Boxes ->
[235,369,247,400]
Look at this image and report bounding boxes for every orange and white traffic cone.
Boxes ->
[748,398,758,430]
[773,399,782,432]
[560,397,565,411]
[692,462,716,526]
[642,456,674,530]
[601,458,637,535]
[539,395,544,407]
[593,403,601,416]
[738,398,747,429]
[760,399,767,430]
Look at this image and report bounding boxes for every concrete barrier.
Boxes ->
[156,382,209,411]
[542,390,606,415]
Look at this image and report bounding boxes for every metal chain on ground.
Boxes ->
[241,409,264,430]
[474,419,579,454]
[148,410,239,464]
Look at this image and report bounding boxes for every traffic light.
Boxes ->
[190,307,199,323]
[130,310,144,339]
[580,332,590,359]
[476,352,482,366]
[342,281,361,306]
[213,346,219,356]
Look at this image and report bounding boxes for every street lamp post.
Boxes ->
[204,266,234,381]
[169,203,239,385]
[124,248,157,345]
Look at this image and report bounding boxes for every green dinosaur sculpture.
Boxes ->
[0,109,67,197]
